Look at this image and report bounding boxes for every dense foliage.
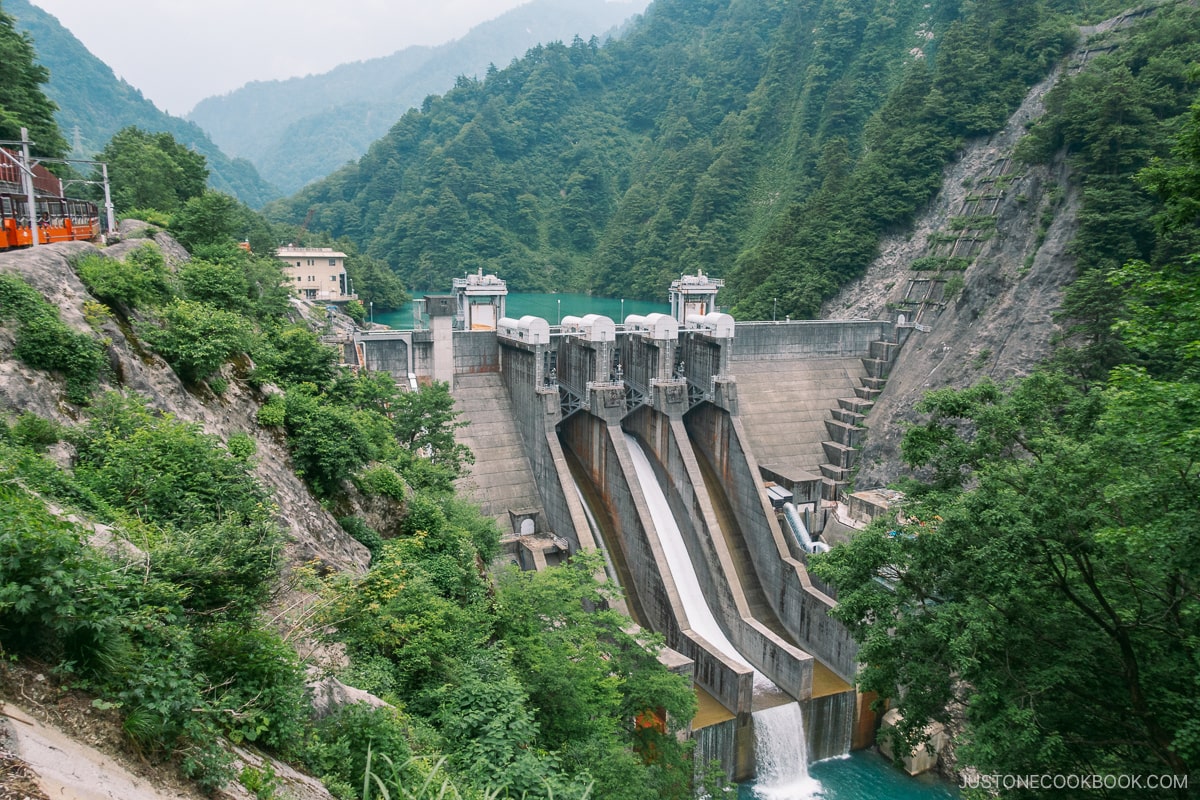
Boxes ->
[268,0,1127,316]
[97,126,208,214]
[0,398,300,791]
[2,165,696,797]
[813,34,1200,796]
[0,272,106,402]
[0,3,67,158]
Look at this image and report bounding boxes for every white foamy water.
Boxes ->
[622,433,820,797]
[752,703,823,799]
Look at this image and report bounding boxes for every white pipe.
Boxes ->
[783,502,829,554]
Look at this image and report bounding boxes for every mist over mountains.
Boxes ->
[8,0,647,204]
[7,0,279,206]
[188,0,649,194]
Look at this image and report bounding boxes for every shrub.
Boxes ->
[179,259,250,313]
[192,624,307,751]
[343,299,366,325]
[77,245,173,309]
[120,208,172,228]
[354,464,408,502]
[253,325,339,388]
[257,395,287,427]
[146,516,282,619]
[9,412,61,452]
[283,388,376,496]
[300,704,414,796]
[0,274,106,403]
[338,516,383,558]
[139,298,254,383]
[227,432,257,460]
[73,393,269,530]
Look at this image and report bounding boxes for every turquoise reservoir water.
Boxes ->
[371,292,670,329]
[738,751,959,800]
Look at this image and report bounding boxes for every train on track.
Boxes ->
[1,148,101,250]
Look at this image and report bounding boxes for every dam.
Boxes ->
[343,270,912,783]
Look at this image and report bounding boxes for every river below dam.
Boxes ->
[738,749,959,799]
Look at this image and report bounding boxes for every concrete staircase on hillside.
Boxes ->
[735,332,907,502]
[818,333,904,500]
[733,357,868,479]
[451,373,545,530]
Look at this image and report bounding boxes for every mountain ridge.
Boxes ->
[6,0,281,208]
[187,0,649,193]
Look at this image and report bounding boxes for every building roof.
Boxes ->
[275,246,348,259]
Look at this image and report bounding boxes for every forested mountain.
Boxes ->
[5,0,279,208]
[266,0,1136,316]
[188,0,649,194]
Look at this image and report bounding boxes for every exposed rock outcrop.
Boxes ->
[823,50,1086,490]
[0,240,370,575]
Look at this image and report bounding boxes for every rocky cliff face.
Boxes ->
[822,17,1140,491]
[0,229,373,799]
[0,232,370,576]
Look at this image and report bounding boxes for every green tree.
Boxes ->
[281,385,378,497]
[170,190,245,251]
[344,252,409,312]
[494,552,697,799]
[0,7,68,158]
[815,369,1198,790]
[390,381,473,481]
[98,126,208,214]
[77,244,175,310]
[253,325,339,387]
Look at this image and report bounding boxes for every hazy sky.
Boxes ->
[30,0,547,115]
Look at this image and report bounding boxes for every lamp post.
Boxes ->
[557,298,561,325]
[773,298,777,322]
[620,298,624,322]
[369,300,373,324]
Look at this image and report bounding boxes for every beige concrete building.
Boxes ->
[276,246,357,303]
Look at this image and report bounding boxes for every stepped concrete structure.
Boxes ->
[734,357,868,476]
[338,271,912,783]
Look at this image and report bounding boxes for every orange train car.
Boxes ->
[0,193,101,249]
[0,148,101,250]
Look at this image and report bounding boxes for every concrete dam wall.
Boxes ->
[428,310,905,782]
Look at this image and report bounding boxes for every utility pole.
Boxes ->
[99,162,116,237]
[20,129,38,249]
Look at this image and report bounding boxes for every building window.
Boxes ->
[307,259,314,266]
[308,275,315,281]
[295,261,301,267]
[330,275,337,281]
[329,258,337,266]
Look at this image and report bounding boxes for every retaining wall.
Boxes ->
[732,321,891,361]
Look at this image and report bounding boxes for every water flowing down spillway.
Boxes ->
[622,433,821,799]
[751,704,823,800]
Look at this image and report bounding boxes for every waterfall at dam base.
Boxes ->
[751,703,822,799]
